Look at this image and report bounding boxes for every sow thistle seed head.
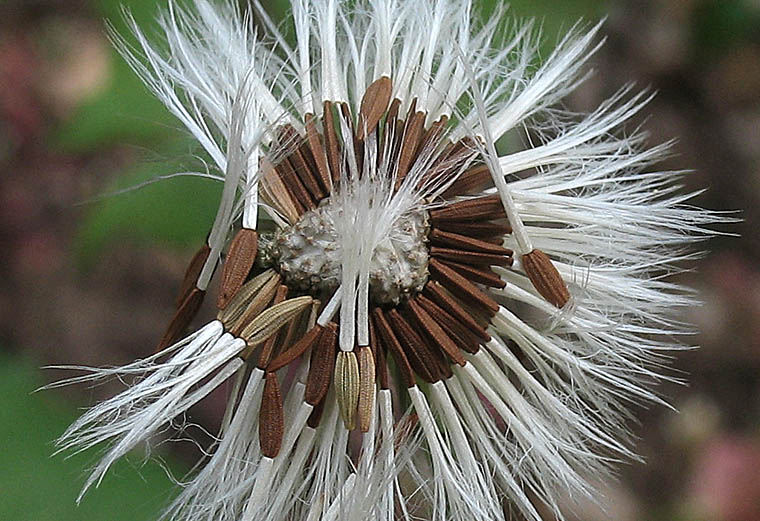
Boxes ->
[50,0,721,520]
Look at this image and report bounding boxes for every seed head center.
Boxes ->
[263,198,430,305]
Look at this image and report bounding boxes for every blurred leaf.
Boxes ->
[481,0,608,47]
[693,0,760,55]
[51,0,176,152]
[75,159,222,265]
[0,351,185,521]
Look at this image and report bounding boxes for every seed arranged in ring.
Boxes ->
[158,76,569,454]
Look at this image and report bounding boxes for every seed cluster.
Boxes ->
[259,201,430,305]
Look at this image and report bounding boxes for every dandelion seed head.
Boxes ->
[49,1,727,520]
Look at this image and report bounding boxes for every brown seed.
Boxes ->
[260,158,301,223]
[429,194,505,222]
[396,112,426,184]
[357,345,376,432]
[433,219,512,238]
[323,101,342,182]
[441,163,494,197]
[256,285,289,369]
[379,98,402,165]
[357,76,393,140]
[176,243,211,307]
[439,260,507,289]
[259,372,284,458]
[274,154,315,211]
[522,249,570,308]
[421,115,449,150]
[306,397,327,429]
[275,298,310,358]
[291,146,327,201]
[388,309,449,383]
[267,324,323,372]
[430,246,512,266]
[429,259,499,314]
[371,308,415,388]
[156,288,205,353]
[304,323,338,405]
[217,229,258,310]
[429,228,512,256]
[385,98,402,126]
[407,298,466,366]
[423,280,493,339]
[340,102,364,173]
[305,113,333,193]
[279,124,326,201]
[415,293,484,354]
[369,317,389,389]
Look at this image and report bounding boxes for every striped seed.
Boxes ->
[522,249,570,308]
[259,372,284,458]
[357,345,376,432]
[304,323,338,406]
[217,229,258,310]
[335,351,360,430]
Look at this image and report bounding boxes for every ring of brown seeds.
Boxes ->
[154,76,570,456]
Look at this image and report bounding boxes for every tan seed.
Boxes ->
[240,296,313,348]
[335,351,360,430]
[357,345,376,432]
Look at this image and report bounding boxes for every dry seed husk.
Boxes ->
[239,296,313,348]
[217,269,278,326]
[231,273,284,338]
[260,158,301,223]
[335,351,360,430]
[304,113,332,192]
[357,345,376,432]
[255,285,289,369]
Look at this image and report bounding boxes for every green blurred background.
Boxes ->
[0,0,758,520]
